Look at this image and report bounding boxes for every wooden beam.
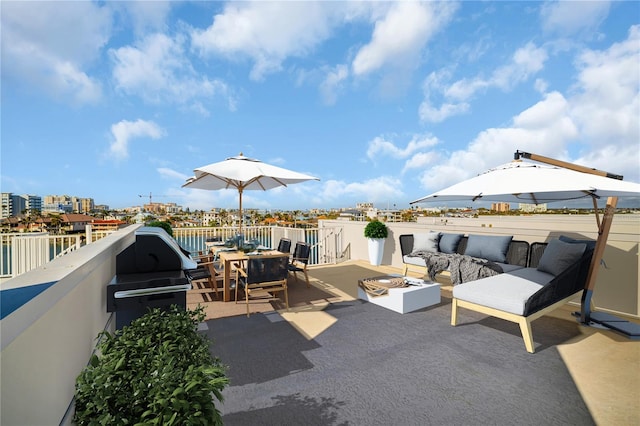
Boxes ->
[580,196,618,322]
[515,151,623,180]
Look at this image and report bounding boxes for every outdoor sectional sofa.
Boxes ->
[400,233,595,353]
[399,233,530,278]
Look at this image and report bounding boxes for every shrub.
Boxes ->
[74,306,229,425]
[364,220,388,239]
[147,220,173,237]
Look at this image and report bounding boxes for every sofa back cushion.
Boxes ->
[412,232,441,253]
[464,235,513,263]
[439,233,464,254]
[536,238,587,276]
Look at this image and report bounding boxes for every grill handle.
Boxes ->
[114,284,192,299]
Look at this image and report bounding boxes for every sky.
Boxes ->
[2,1,639,212]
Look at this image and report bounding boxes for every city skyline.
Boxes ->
[2,2,639,212]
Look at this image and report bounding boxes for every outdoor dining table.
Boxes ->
[217,250,286,302]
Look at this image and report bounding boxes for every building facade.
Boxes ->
[1,193,43,218]
[491,202,511,212]
[519,203,548,213]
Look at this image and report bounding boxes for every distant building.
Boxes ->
[519,203,548,213]
[1,193,42,217]
[91,219,126,232]
[1,193,11,219]
[203,209,222,226]
[491,202,510,212]
[42,195,94,214]
[61,214,97,233]
[356,202,373,209]
[143,202,183,214]
[338,209,364,221]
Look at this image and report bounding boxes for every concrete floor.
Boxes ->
[187,260,640,426]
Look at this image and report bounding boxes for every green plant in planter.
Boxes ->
[364,220,388,239]
[147,220,173,237]
[74,306,229,425]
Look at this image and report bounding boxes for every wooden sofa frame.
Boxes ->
[451,242,594,353]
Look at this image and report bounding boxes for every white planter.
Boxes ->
[367,238,385,266]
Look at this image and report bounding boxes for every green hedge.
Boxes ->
[74,306,229,425]
[147,220,173,237]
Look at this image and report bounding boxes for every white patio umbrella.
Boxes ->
[410,160,640,205]
[182,153,319,235]
[410,151,640,333]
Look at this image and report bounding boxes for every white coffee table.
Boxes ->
[357,276,440,314]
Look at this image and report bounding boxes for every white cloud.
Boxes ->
[418,91,579,192]
[420,42,548,123]
[541,0,611,36]
[418,69,470,122]
[108,119,166,160]
[1,1,111,104]
[315,176,404,204]
[534,78,549,93]
[114,1,173,36]
[158,168,189,181]
[191,1,338,81]
[320,64,349,105]
[110,33,235,113]
[418,101,470,123]
[570,25,640,139]
[418,22,640,193]
[367,133,439,161]
[402,151,441,174]
[352,2,456,76]
[568,25,640,181]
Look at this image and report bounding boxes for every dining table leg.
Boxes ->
[223,259,231,302]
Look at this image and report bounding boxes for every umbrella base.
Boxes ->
[573,311,640,340]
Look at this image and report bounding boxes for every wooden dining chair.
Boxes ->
[288,241,311,288]
[235,254,289,317]
[276,237,292,254]
[188,253,223,299]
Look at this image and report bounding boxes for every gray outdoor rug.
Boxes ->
[205,298,593,426]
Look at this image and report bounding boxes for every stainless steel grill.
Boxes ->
[107,227,196,329]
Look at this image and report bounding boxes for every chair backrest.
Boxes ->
[277,238,291,254]
[246,255,289,284]
[505,240,530,266]
[292,242,311,264]
[528,242,548,268]
[399,234,414,256]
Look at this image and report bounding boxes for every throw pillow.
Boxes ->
[537,238,587,276]
[464,235,513,263]
[412,232,441,253]
[439,233,464,254]
[559,235,596,251]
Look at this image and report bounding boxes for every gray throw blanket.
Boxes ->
[408,251,503,285]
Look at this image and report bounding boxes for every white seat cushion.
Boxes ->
[498,263,525,273]
[453,268,554,315]
[403,255,427,267]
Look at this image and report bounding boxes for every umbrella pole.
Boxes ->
[580,196,617,323]
[238,187,243,238]
[514,151,633,331]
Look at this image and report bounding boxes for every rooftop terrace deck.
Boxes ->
[189,260,639,426]
[1,218,637,424]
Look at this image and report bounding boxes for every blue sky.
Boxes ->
[2,1,639,211]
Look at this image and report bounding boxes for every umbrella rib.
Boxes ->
[530,193,539,205]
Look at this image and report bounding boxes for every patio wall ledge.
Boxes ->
[0,224,140,426]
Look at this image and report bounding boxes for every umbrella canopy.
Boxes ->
[183,153,319,233]
[410,153,640,327]
[411,160,640,205]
